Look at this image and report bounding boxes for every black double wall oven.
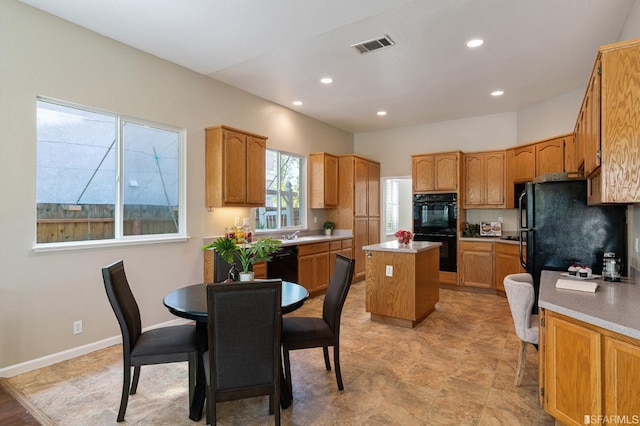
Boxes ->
[412,193,458,273]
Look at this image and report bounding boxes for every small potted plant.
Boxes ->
[323,220,335,236]
[235,237,282,281]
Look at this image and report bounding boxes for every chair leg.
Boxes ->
[130,366,141,394]
[117,361,132,422]
[333,343,344,391]
[274,391,280,426]
[323,346,331,371]
[515,340,528,387]
[188,352,197,406]
[283,347,293,395]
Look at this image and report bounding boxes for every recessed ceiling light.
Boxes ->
[491,90,504,97]
[377,111,387,116]
[466,39,484,48]
[320,77,333,84]
[292,101,303,106]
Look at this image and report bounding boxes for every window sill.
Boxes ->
[32,235,190,253]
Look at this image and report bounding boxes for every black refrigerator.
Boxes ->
[518,177,626,310]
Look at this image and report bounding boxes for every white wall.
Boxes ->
[620,0,640,40]
[0,0,352,371]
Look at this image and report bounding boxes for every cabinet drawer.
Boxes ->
[298,242,330,256]
[341,238,353,249]
[459,241,493,252]
[330,241,342,251]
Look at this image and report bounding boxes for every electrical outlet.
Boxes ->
[498,216,503,222]
[385,265,393,277]
[314,216,317,224]
[73,320,82,335]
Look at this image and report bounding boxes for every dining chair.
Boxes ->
[503,272,539,386]
[102,260,198,422]
[281,253,355,394]
[204,279,282,425]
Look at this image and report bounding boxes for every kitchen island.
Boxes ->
[363,240,441,328]
[538,270,640,424]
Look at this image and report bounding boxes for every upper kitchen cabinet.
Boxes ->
[412,151,461,193]
[582,39,640,204]
[205,125,267,208]
[535,136,566,176]
[508,144,535,184]
[308,152,338,208]
[463,150,505,209]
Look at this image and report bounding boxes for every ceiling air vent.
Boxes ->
[351,35,395,54]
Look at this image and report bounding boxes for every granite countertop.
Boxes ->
[362,240,442,253]
[459,231,522,244]
[538,270,640,339]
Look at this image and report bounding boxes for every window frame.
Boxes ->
[33,97,188,252]
[255,148,306,233]
[384,178,400,236]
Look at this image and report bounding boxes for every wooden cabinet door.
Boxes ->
[245,136,266,205]
[512,145,535,183]
[368,161,380,217]
[494,243,525,292]
[535,138,565,176]
[604,336,640,418]
[435,153,458,191]
[464,154,483,206]
[459,241,493,288]
[354,158,369,217]
[584,58,602,176]
[222,130,247,204]
[298,244,330,293]
[485,151,505,206]
[412,155,435,192]
[563,134,578,172]
[353,217,368,279]
[309,153,338,208]
[545,313,602,425]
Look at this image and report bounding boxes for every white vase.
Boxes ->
[324,228,333,236]
[239,271,254,282]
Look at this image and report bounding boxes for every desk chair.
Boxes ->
[503,273,539,386]
[281,253,355,393]
[204,279,282,425]
[102,260,198,422]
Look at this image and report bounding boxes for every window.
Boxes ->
[35,98,185,247]
[255,149,304,231]
[385,179,400,235]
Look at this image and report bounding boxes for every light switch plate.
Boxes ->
[385,265,393,277]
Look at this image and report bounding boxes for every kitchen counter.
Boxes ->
[362,240,441,253]
[458,236,521,245]
[538,270,640,339]
[203,231,353,247]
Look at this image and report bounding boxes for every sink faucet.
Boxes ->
[282,231,300,240]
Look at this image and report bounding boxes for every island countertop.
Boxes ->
[538,270,640,340]
[362,240,442,253]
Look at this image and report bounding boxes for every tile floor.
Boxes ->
[7,281,554,425]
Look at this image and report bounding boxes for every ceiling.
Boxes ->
[19,0,636,133]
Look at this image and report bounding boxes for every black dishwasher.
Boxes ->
[267,246,298,283]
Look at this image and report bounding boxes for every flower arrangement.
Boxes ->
[394,230,413,245]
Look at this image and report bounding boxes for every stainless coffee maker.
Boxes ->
[602,252,621,281]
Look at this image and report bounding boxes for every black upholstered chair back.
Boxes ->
[205,279,282,424]
[322,254,355,332]
[103,260,142,353]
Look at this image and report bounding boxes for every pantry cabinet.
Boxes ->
[412,152,461,193]
[308,152,338,208]
[205,125,266,208]
[540,309,640,425]
[582,39,640,204]
[327,155,380,281]
[463,150,505,208]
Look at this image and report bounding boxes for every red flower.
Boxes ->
[394,230,413,244]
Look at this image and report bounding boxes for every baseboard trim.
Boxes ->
[0,318,190,378]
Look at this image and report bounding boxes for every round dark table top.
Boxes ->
[163,280,309,322]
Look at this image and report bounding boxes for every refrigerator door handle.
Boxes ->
[518,189,528,270]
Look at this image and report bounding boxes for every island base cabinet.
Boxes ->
[365,248,439,328]
[541,309,640,425]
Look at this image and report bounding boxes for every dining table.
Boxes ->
[163,280,309,421]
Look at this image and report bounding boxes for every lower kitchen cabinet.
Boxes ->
[329,239,353,279]
[541,309,640,425]
[459,241,494,289]
[298,242,330,295]
[494,243,526,293]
